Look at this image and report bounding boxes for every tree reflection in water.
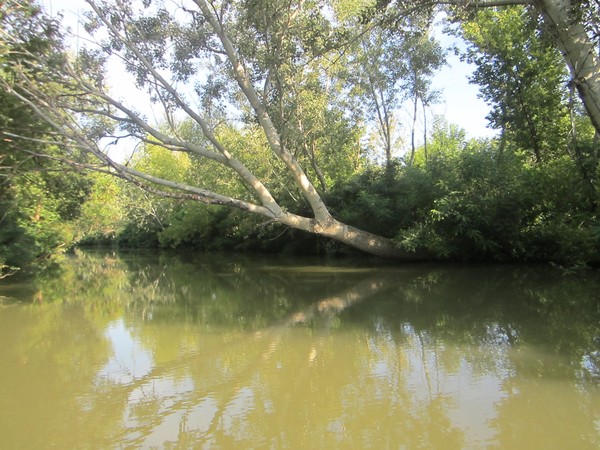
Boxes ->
[0,249,598,448]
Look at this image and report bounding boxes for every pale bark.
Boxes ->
[535,0,600,135]
[277,213,430,259]
[191,0,429,259]
[193,0,334,224]
[85,0,284,218]
[3,1,430,260]
[438,0,600,133]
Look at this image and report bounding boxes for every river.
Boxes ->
[0,249,599,449]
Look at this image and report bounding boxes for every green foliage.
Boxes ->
[278,77,362,192]
[0,1,90,276]
[0,168,88,276]
[344,14,445,163]
[4,1,597,265]
[327,120,599,264]
[411,143,533,260]
[517,157,600,264]
[76,173,127,243]
[154,201,323,254]
[402,142,599,264]
[80,113,600,265]
[458,6,571,163]
[411,116,467,166]
[157,204,234,250]
[327,162,438,238]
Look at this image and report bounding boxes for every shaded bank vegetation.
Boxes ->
[1,1,600,275]
[79,119,600,265]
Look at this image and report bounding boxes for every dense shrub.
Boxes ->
[328,140,599,264]
[75,134,599,265]
[327,161,438,238]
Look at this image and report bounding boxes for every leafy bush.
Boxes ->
[330,137,599,264]
[327,161,438,238]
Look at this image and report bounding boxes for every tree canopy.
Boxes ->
[0,0,91,277]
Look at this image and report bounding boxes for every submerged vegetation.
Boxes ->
[1,0,599,275]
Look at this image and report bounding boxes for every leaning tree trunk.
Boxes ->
[535,0,600,135]
[194,0,431,260]
[275,212,431,260]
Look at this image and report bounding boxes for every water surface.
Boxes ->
[0,250,599,448]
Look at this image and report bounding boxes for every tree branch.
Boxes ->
[194,0,334,224]
[85,0,282,216]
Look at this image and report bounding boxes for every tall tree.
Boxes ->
[344,6,444,166]
[349,28,408,165]
[1,0,432,259]
[535,0,600,135]
[350,0,600,163]
[458,5,570,162]
[403,30,445,164]
[385,0,600,135]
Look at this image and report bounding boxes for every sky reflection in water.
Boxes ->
[0,250,599,448]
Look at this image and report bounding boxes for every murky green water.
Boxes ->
[0,250,599,449]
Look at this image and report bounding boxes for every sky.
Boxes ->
[41,0,497,144]
[431,42,496,140]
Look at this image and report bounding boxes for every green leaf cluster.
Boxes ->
[458,6,570,163]
[1,0,90,277]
